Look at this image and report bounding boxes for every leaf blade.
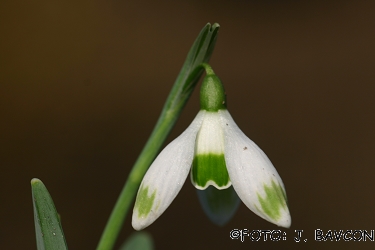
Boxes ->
[31,178,68,250]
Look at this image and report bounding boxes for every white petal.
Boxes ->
[219,110,291,228]
[195,111,225,155]
[191,111,231,190]
[132,111,204,230]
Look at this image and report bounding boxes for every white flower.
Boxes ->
[132,65,291,230]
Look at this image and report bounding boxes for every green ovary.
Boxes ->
[192,154,230,189]
[135,185,156,218]
[257,180,288,220]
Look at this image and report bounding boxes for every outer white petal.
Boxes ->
[219,110,291,228]
[132,111,204,230]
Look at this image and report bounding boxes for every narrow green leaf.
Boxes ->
[119,232,154,250]
[31,178,68,250]
[170,23,220,109]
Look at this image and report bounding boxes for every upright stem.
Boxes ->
[96,23,220,250]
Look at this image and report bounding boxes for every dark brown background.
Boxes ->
[1,0,374,249]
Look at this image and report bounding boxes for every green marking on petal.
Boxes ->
[135,185,156,218]
[257,180,288,221]
[192,154,230,189]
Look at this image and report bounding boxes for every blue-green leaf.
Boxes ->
[31,178,68,250]
[119,232,154,250]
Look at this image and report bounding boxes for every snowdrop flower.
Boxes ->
[132,65,291,230]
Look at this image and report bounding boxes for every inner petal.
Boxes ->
[191,111,231,190]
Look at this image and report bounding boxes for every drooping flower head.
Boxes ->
[132,64,291,230]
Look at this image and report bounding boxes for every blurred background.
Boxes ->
[1,0,375,249]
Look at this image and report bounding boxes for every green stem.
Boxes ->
[96,23,219,250]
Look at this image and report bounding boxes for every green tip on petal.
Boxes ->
[257,180,289,222]
[192,154,231,190]
[134,185,156,218]
[200,64,226,111]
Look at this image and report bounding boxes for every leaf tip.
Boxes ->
[211,23,220,30]
[31,178,41,185]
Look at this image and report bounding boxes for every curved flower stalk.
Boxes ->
[132,64,291,230]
